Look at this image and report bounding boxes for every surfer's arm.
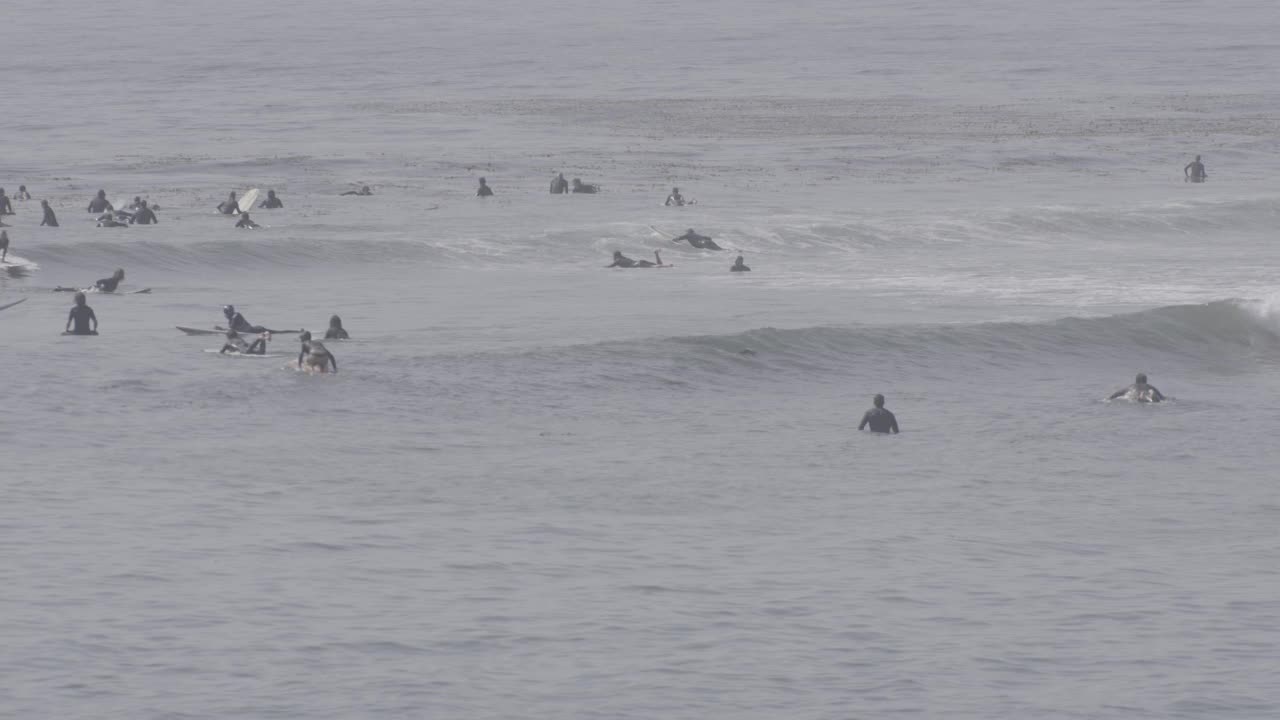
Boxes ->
[890,415,899,434]
[857,412,870,431]
[329,353,338,373]
[89,308,97,332]
[65,309,73,331]
[1108,388,1128,400]
[297,349,306,366]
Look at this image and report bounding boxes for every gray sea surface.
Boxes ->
[3,1,1280,718]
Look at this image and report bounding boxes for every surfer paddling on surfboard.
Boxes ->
[221,329,270,355]
[476,177,494,197]
[673,228,722,250]
[297,331,338,373]
[65,292,98,335]
[607,250,668,268]
[1109,373,1166,403]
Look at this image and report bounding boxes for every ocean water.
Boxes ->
[3,1,1280,718]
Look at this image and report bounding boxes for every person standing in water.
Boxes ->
[15,186,32,201]
[858,394,900,434]
[217,191,240,214]
[730,255,750,272]
[87,190,112,214]
[0,188,13,215]
[665,187,685,206]
[259,190,284,208]
[476,177,494,197]
[65,292,98,335]
[550,173,569,194]
[1184,155,1207,183]
[130,200,158,225]
[297,331,338,373]
[0,230,9,262]
[324,315,349,340]
[1109,373,1166,402]
[40,200,58,227]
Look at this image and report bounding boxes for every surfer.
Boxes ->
[1109,373,1166,403]
[665,187,685,206]
[15,186,32,201]
[1184,155,1207,183]
[571,178,599,194]
[87,190,112,214]
[324,315,349,340]
[234,213,259,229]
[858,394,900,434]
[550,173,569,194]
[340,186,373,196]
[0,188,13,215]
[65,292,98,335]
[93,269,126,293]
[97,214,128,228]
[673,228,722,251]
[130,200,158,225]
[220,329,269,355]
[217,191,240,215]
[607,250,664,268]
[259,190,284,209]
[730,255,750,272]
[222,305,272,334]
[477,177,494,197]
[297,331,338,373]
[0,230,8,262]
[40,200,58,227]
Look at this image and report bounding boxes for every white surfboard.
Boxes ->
[0,254,39,271]
[238,189,261,214]
[204,348,284,358]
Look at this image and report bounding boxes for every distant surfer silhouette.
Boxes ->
[1184,155,1207,183]
[87,190,112,214]
[550,173,569,194]
[235,212,259,229]
[858,394,899,434]
[65,292,98,335]
[297,331,338,373]
[665,187,685,206]
[730,255,750,272]
[674,228,722,250]
[477,178,494,197]
[341,186,373,196]
[571,178,599,194]
[130,200,158,225]
[15,186,32,201]
[1109,373,1165,403]
[607,250,665,268]
[0,230,9,262]
[324,314,349,340]
[0,188,13,215]
[217,191,240,214]
[40,200,58,227]
[259,190,284,208]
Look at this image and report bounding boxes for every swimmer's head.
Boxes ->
[299,331,312,342]
[478,177,487,184]
[113,268,125,281]
[74,291,86,306]
[267,190,276,197]
[1136,373,1148,384]
[329,315,342,328]
[613,251,623,258]
[96,189,106,198]
[222,304,235,318]
[873,394,885,408]
[362,186,370,193]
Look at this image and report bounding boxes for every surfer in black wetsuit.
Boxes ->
[15,186,32,201]
[324,315,349,340]
[477,178,494,197]
[259,190,284,209]
[0,189,13,215]
[673,228,722,250]
[220,328,269,355]
[858,394,899,434]
[1109,373,1166,403]
[340,186,373,196]
[730,255,750,272]
[550,173,569,194]
[40,200,58,227]
[94,269,126,293]
[0,230,9,262]
[665,187,685,207]
[1184,155,1207,183]
[97,214,128,228]
[87,190,112,214]
[217,191,240,215]
[65,292,98,335]
[297,331,338,373]
[234,213,259,229]
[222,305,269,334]
[130,201,158,225]
[607,250,664,268]
[571,178,599,194]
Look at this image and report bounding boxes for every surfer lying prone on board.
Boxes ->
[1109,373,1166,403]
[298,331,338,373]
[673,228,722,250]
[340,186,372,196]
[607,250,667,268]
[221,329,269,355]
[65,292,98,335]
[97,214,128,228]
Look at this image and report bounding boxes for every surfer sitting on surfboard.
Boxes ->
[87,190,112,214]
[259,190,284,209]
[1109,373,1166,403]
[221,329,270,355]
[217,191,240,215]
[298,331,338,373]
[65,292,98,336]
[673,228,722,251]
[607,250,666,268]
[234,213,259,229]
